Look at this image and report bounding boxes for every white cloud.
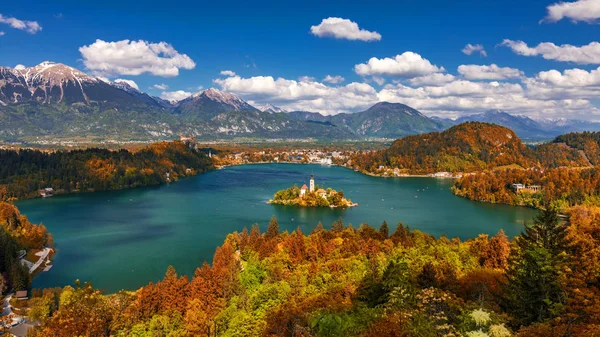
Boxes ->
[79,39,196,77]
[462,44,487,57]
[299,76,316,82]
[152,83,168,90]
[214,75,377,115]
[114,79,139,90]
[543,0,600,23]
[0,31,4,37]
[409,73,457,86]
[220,70,236,77]
[0,14,42,34]
[501,39,600,65]
[310,17,381,42]
[323,75,345,84]
[354,52,445,78]
[372,76,386,86]
[457,64,524,80]
[535,67,600,87]
[160,90,192,102]
[523,66,600,101]
[212,52,600,120]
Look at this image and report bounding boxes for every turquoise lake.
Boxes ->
[16,164,537,292]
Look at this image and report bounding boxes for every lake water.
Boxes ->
[16,164,537,292]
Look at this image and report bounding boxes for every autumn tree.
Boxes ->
[312,221,324,234]
[484,229,510,269]
[265,216,279,239]
[331,217,344,232]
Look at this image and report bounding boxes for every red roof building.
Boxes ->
[300,184,308,197]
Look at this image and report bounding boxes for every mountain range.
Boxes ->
[450,110,600,141]
[0,61,599,142]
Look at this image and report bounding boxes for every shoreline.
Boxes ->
[216,161,461,179]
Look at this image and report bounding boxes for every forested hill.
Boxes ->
[351,122,536,175]
[553,131,600,165]
[0,141,213,200]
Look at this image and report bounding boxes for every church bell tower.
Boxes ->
[309,174,315,192]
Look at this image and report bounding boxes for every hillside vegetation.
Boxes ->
[0,202,52,292]
[0,141,213,200]
[453,131,600,210]
[352,122,536,174]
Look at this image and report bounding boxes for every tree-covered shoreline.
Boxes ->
[0,141,213,201]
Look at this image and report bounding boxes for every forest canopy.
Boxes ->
[0,141,213,200]
[24,207,600,337]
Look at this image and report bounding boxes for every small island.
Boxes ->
[269,174,357,208]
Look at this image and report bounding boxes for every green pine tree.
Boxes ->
[504,208,569,325]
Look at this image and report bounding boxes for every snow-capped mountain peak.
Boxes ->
[199,88,248,109]
[260,103,287,114]
[178,88,256,111]
[111,79,140,94]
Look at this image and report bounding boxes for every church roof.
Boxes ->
[316,188,326,194]
[301,184,308,190]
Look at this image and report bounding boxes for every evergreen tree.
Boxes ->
[417,262,438,288]
[379,221,389,239]
[391,222,411,246]
[265,216,279,239]
[504,208,569,325]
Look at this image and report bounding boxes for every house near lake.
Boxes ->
[39,188,53,198]
[511,183,541,193]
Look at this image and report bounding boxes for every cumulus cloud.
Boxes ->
[220,70,236,77]
[310,17,381,42]
[114,79,139,90]
[378,81,597,119]
[299,76,316,83]
[501,39,600,65]
[535,67,600,87]
[152,83,168,90]
[323,75,345,84]
[354,52,445,78]
[79,39,196,77]
[522,66,600,101]
[461,44,487,57]
[409,73,457,86]
[160,90,193,102]
[0,14,42,34]
[214,75,377,115]
[210,46,600,119]
[457,64,524,80]
[543,0,600,23]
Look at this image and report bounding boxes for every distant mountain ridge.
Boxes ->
[451,110,600,141]
[2,61,600,142]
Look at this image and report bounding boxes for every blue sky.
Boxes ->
[1,0,600,119]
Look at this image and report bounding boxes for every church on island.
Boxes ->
[268,173,357,208]
[300,174,327,199]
